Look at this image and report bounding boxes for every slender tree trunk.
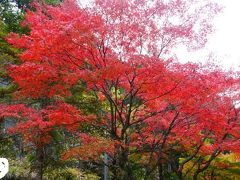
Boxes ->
[116,148,135,180]
[112,157,118,179]
[177,171,183,180]
[176,165,184,180]
[193,173,199,180]
[122,156,135,179]
[34,98,50,179]
[35,147,44,180]
[158,161,164,180]
[144,167,151,180]
[210,169,215,180]
[126,163,135,180]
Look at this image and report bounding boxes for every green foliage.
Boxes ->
[0,20,19,102]
[44,167,82,180]
[65,82,102,115]
[83,173,100,180]
[6,158,31,179]
[0,134,15,159]
[45,0,63,5]
[0,0,27,33]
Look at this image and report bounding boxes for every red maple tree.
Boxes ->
[1,0,240,179]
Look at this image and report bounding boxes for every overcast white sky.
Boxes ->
[79,0,240,70]
[175,0,240,70]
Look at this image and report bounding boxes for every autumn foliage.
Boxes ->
[1,0,240,179]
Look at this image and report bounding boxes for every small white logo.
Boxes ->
[0,158,9,179]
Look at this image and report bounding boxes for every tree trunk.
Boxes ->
[158,161,164,180]
[193,173,199,180]
[112,157,118,179]
[177,171,184,180]
[210,169,215,180]
[35,147,44,180]
[176,165,184,180]
[116,148,135,180]
[125,164,135,180]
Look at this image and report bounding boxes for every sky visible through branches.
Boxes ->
[175,0,240,69]
[79,0,240,70]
